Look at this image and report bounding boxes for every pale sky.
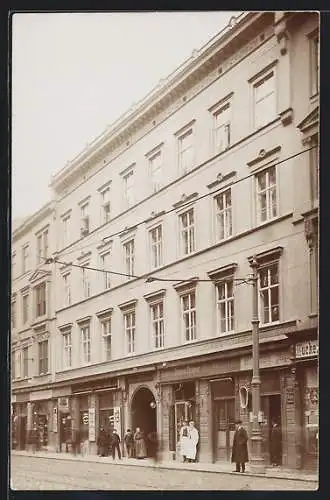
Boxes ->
[12,11,239,219]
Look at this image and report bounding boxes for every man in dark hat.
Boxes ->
[231,420,249,473]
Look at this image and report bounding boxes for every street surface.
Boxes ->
[11,455,317,491]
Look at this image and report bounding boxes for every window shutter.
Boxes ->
[169,404,176,451]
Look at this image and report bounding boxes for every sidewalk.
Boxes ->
[11,449,318,483]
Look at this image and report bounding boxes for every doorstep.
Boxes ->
[11,450,318,483]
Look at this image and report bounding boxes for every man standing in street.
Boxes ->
[270,421,282,466]
[231,420,249,473]
[111,429,121,460]
[124,429,134,458]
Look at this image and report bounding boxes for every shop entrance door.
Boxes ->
[261,394,282,464]
[214,399,235,462]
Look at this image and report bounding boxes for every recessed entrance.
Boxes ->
[131,387,157,456]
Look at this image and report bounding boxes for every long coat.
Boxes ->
[186,427,199,460]
[270,425,281,462]
[134,431,147,458]
[97,429,109,456]
[231,427,249,464]
[179,425,190,458]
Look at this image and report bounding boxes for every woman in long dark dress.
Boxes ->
[134,427,147,459]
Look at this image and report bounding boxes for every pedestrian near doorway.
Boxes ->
[179,421,189,462]
[124,429,134,458]
[270,421,282,466]
[186,421,199,463]
[31,427,39,454]
[231,420,249,473]
[97,427,109,457]
[111,429,121,460]
[134,427,147,459]
[147,430,159,464]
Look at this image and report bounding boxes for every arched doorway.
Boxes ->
[131,387,157,456]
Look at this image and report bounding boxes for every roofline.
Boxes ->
[12,200,55,241]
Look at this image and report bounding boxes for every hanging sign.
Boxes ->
[113,406,121,439]
[53,407,58,433]
[88,408,96,442]
[58,397,69,412]
[295,340,318,359]
[82,412,89,425]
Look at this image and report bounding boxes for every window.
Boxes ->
[11,299,16,329]
[216,279,234,333]
[215,189,232,240]
[181,291,196,342]
[22,245,29,274]
[35,282,46,317]
[180,208,195,255]
[23,347,28,378]
[62,273,71,306]
[62,331,72,369]
[80,324,91,364]
[62,215,71,248]
[80,202,90,236]
[100,252,111,289]
[259,262,280,325]
[22,293,29,324]
[149,225,163,269]
[124,310,135,354]
[253,71,276,129]
[310,138,319,203]
[213,103,231,153]
[178,129,194,174]
[149,151,163,192]
[123,239,135,278]
[310,33,319,96]
[123,170,134,208]
[14,350,22,379]
[101,319,112,361]
[81,267,91,298]
[100,187,111,224]
[256,166,277,223]
[151,302,164,349]
[36,229,48,265]
[38,340,48,375]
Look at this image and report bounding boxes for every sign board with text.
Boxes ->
[295,340,318,359]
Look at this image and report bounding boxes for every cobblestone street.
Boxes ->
[11,455,317,491]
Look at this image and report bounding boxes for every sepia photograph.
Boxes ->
[10,10,319,491]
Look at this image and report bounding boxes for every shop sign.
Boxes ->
[53,407,58,433]
[295,340,318,359]
[112,406,121,439]
[88,408,96,442]
[240,351,291,371]
[286,387,295,405]
[82,412,89,425]
[58,397,69,412]
[30,389,53,401]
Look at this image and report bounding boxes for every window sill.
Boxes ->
[259,320,280,329]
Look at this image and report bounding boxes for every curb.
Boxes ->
[11,452,318,484]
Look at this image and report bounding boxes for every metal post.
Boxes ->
[249,256,265,473]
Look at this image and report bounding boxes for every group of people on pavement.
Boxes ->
[97,426,159,461]
[97,428,122,459]
[179,421,199,463]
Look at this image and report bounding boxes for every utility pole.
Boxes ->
[249,256,265,473]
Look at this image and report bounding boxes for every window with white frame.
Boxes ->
[256,166,277,224]
[62,272,71,306]
[100,252,111,289]
[23,346,28,378]
[100,186,111,224]
[81,266,91,298]
[124,310,135,354]
[22,292,29,324]
[259,261,280,325]
[35,282,46,317]
[22,244,29,274]
[62,331,72,369]
[123,239,135,278]
[213,102,231,153]
[215,189,232,240]
[14,350,22,379]
[123,169,134,208]
[310,33,319,97]
[62,214,71,248]
[11,298,17,329]
[216,278,234,334]
[101,318,112,361]
[80,324,91,364]
[149,225,163,269]
[80,202,90,235]
[38,340,48,375]
[149,150,163,193]
[179,208,195,255]
[36,229,48,265]
[181,290,196,342]
[150,301,164,349]
[253,70,276,129]
[178,129,194,174]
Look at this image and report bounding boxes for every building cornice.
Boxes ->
[12,201,55,242]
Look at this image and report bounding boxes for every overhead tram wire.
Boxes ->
[54,144,317,260]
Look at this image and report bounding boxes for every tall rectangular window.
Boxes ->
[81,267,91,298]
[256,166,277,224]
[11,299,16,329]
[124,240,135,278]
[37,229,48,265]
[213,103,231,153]
[22,245,29,274]
[100,187,111,224]
[22,293,29,324]
[100,252,111,289]
[180,208,195,255]
[35,282,46,317]
[149,151,163,193]
[149,225,163,269]
[215,189,232,240]
[23,346,28,378]
[124,310,135,354]
[310,33,319,96]
[62,273,71,306]
[178,129,194,174]
[259,262,280,325]
[181,291,196,342]
[38,340,48,375]
[123,170,134,208]
[62,331,72,369]
[62,214,71,248]
[80,202,90,235]
[14,350,22,379]
[151,302,164,349]
[253,71,276,129]
[80,325,91,364]
[101,319,112,361]
[216,279,234,333]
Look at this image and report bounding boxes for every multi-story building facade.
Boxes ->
[11,11,319,471]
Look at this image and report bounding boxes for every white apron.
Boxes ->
[186,427,199,460]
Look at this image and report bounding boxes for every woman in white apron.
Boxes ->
[186,421,199,463]
[179,421,189,462]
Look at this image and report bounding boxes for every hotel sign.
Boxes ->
[295,340,318,359]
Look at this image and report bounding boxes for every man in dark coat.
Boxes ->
[110,429,121,460]
[124,429,134,458]
[97,427,109,457]
[147,430,159,464]
[270,422,282,466]
[231,420,249,473]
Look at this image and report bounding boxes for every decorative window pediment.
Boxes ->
[207,171,236,190]
[118,299,137,312]
[207,263,238,282]
[77,315,92,326]
[143,289,166,304]
[96,307,113,320]
[248,246,283,266]
[58,322,73,332]
[173,192,198,210]
[173,277,198,295]
[247,146,281,170]
[29,269,51,284]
